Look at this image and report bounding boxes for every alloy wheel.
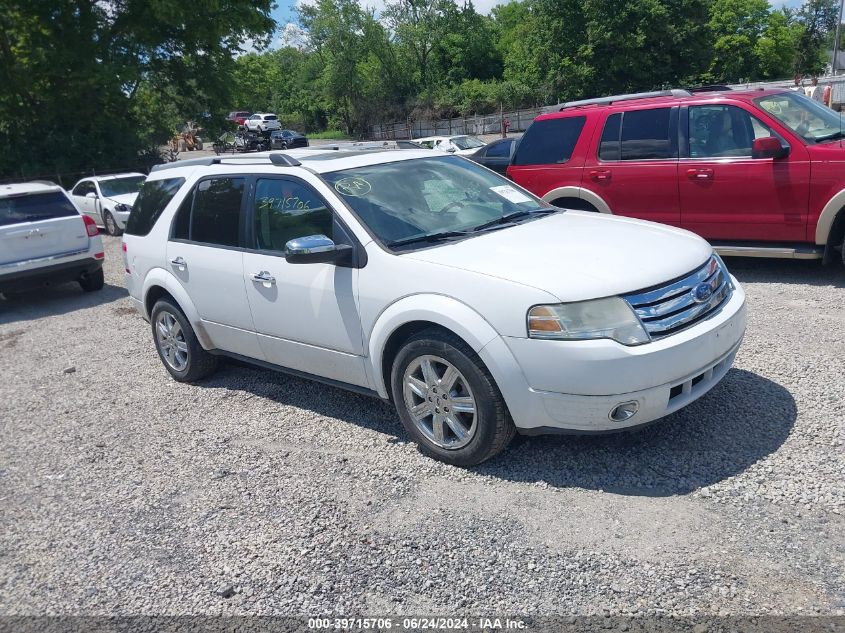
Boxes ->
[155,311,189,372]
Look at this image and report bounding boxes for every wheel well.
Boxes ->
[823,206,845,265]
[380,321,459,401]
[549,197,598,212]
[144,285,177,318]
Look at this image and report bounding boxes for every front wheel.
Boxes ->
[390,329,515,466]
[150,299,218,382]
[103,211,121,236]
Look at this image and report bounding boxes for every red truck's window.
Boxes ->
[512,116,586,166]
[600,108,673,161]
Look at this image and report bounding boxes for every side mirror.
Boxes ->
[285,234,352,264]
[752,136,788,160]
[85,192,98,199]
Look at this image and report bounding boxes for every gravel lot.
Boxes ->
[0,235,843,617]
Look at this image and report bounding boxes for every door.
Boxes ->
[679,104,810,242]
[70,180,99,223]
[583,107,680,225]
[242,176,368,387]
[166,175,263,358]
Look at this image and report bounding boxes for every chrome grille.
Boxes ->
[623,256,732,340]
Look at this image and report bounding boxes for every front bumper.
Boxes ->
[479,277,747,433]
[0,256,102,293]
[113,210,131,229]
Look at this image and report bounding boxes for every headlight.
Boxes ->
[114,203,130,212]
[527,297,650,345]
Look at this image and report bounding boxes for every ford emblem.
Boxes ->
[692,282,713,303]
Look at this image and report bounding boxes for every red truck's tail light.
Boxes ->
[82,214,99,237]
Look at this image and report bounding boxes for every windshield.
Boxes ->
[322,155,552,248]
[755,92,844,143]
[99,176,145,198]
[451,136,485,150]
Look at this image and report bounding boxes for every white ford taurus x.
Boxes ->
[123,149,746,465]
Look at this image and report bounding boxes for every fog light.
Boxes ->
[609,401,639,422]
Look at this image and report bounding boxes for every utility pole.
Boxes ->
[834,0,844,75]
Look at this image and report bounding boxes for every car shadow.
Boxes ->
[197,363,795,497]
[724,256,845,289]
[0,282,127,325]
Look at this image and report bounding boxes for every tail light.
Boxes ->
[82,214,99,237]
[122,241,131,273]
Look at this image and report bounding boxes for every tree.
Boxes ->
[707,0,771,82]
[794,0,838,75]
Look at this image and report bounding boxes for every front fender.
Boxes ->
[367,294,501,398]
[816,189,845,245]
[142,267,213,349]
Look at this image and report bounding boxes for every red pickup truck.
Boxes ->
[507,88,845,266]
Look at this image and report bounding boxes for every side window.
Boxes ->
[512,116,587,166]
[598,113,622,161]
[188,177,244,247]
[72,181,93,196]
[125,177,185,236]
[619,108,673,160]
[253,179,333,252]
[486,141,512,158]
[688,105,771,158]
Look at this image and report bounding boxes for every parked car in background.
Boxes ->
[468,135,522,175]
[226,111,251,128]
[244,113,281,133]
[234,131,268,153]
[1,182,104,294]
[69,173,146,236]
[414,135,486,155]
[123,149,745,466]
[508,88,845,266]
[270,130,309,149]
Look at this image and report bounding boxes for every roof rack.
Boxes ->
[552,89,692,111]
[688,85,732,93]
[150,152,301,173]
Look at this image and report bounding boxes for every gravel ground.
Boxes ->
[0,236,843,617]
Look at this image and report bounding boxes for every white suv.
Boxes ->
[244,113,281,133]
[123,149,746,465]
[1,182,105,294]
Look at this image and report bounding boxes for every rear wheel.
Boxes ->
[390,328,515,466]
[841,231,845,267]
[78,267,104,292]
[150,299,218,382]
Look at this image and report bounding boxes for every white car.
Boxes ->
[1,182,104,294]
[123,149,746,465]
[70,173,146,236]
[414,135,486,155]
[244,113,281,133]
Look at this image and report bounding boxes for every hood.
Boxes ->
[403,211,713,302]
[106,192,139,207]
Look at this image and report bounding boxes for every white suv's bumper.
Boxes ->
[479,278,747,433]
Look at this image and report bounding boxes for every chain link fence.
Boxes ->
[370,107,544,141]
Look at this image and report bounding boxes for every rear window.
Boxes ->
[0,191,78,227]
[125,177,185,236]
[512,117,586,166]
[264,115,277,121]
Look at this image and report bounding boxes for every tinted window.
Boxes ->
[0,191,78,227]
[512,117,586,166]
[253,179,332,252]
[190,178,244,247]
[598,113,622,161]
[620,108,673,160]
[72,181,95,196]
[486,140,512,158]
[125,177,185,236]
[689,105,774,158]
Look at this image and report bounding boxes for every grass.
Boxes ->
[308,129,353,140]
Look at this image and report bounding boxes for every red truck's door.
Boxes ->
[581,106,681,226]
[678,104,810,242]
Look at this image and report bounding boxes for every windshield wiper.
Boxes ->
[387,230,472,248]
[471,207,559,232]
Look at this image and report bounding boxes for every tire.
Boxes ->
[150,298,218,382]
[78,267,104,292]
[103,211,122,236]
[390,328,515,466]
[841,231,845,267]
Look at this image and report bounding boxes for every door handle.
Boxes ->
[686,168,714,181]
[589,169,612,182]
[250,271,276,286]
[170,257,187,270]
